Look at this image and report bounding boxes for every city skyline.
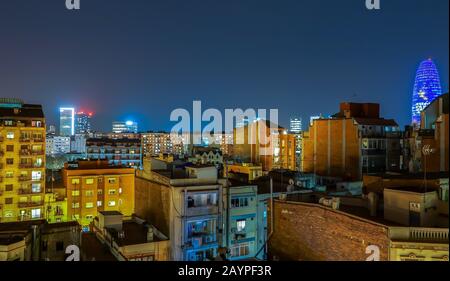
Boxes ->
[0,0,448,132]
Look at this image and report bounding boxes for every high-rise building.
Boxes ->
[75,112,92,135]
[289,117,302,133]
[112,121,138,134]
[0,98,46,223]
[412,58,442,125]
[59,107,75,136]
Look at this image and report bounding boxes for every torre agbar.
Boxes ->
[411,58,442,125]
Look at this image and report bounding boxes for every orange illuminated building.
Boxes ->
[302,102,401,180]
[63,160,135,230]
[232,120,296,172]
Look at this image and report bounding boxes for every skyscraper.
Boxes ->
[59,107,75,136]
[75,111,92,134]
[112,121,138,133]
[289,117,302,133]
[411,58,442,125]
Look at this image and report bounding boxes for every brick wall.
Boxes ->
[268,200,390,261]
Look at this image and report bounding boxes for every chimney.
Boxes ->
[147,227,154,242]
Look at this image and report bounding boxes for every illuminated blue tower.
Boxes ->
[411,59,442,125]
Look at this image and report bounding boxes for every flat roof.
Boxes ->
[81,233,117,261]
[99,211,123,216]
[0,236,24,246]
[106,221,163,247]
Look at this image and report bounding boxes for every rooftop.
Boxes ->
[0,236,24,246]
[81,233,117,261]
[106,221,164,247]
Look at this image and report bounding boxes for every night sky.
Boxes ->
[0,0,448,132]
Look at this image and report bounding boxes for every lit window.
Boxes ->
[97,201,103,207]
[71,190,80,196]
[6,132,14,139]
[85,202,94,208]
[108,189,116,195]
[32,171,42,181]
[85,190,94,197]
[108,178,116,184]
[32,183,41,193]
[236,219,246,232]
[85,178,94,185]
[31,209,41,219]
[71,178,80,185]
[108,200,116,207]
[72,202,80,209]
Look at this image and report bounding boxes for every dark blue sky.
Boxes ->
[0,0,448,132]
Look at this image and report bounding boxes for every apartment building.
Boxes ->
[63,160,135,231]
[86,138,142,167]
[1,99,46,223]
[135,159,223,261]
[223,184,258,260]
[91,211,170,261]
[232,120,296,172]
[419,93,449,173]
[302,102,401,180]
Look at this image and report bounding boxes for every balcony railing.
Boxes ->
[18,201,44,208]
[18,189,42,195]
[19,150,43,156]
[19,137,31,143]
[390,227,449,243]
[19,163,43,169]
[18,176,32,182]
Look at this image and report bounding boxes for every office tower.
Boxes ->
[0,98,46,223]
[412,58,442,125]
[289,117,302,133]
[75,112,92,135]
[112,121,138,134]
[59,107,75,136]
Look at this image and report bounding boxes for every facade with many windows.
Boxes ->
[0,99,46,223]
[63,160,135,230]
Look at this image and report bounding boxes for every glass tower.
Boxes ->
[411,59,442,125]
[59,107,75,136]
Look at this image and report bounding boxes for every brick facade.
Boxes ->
[268,200,390,261]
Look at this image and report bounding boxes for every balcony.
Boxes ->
[33,138,44,143]
[19,163,43,169]
[186,205,219,217]
[185,234,217,249]
[18,189,42,195]
[18,176,32,182]
[18,201,44,208]
[19,137,31,143]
